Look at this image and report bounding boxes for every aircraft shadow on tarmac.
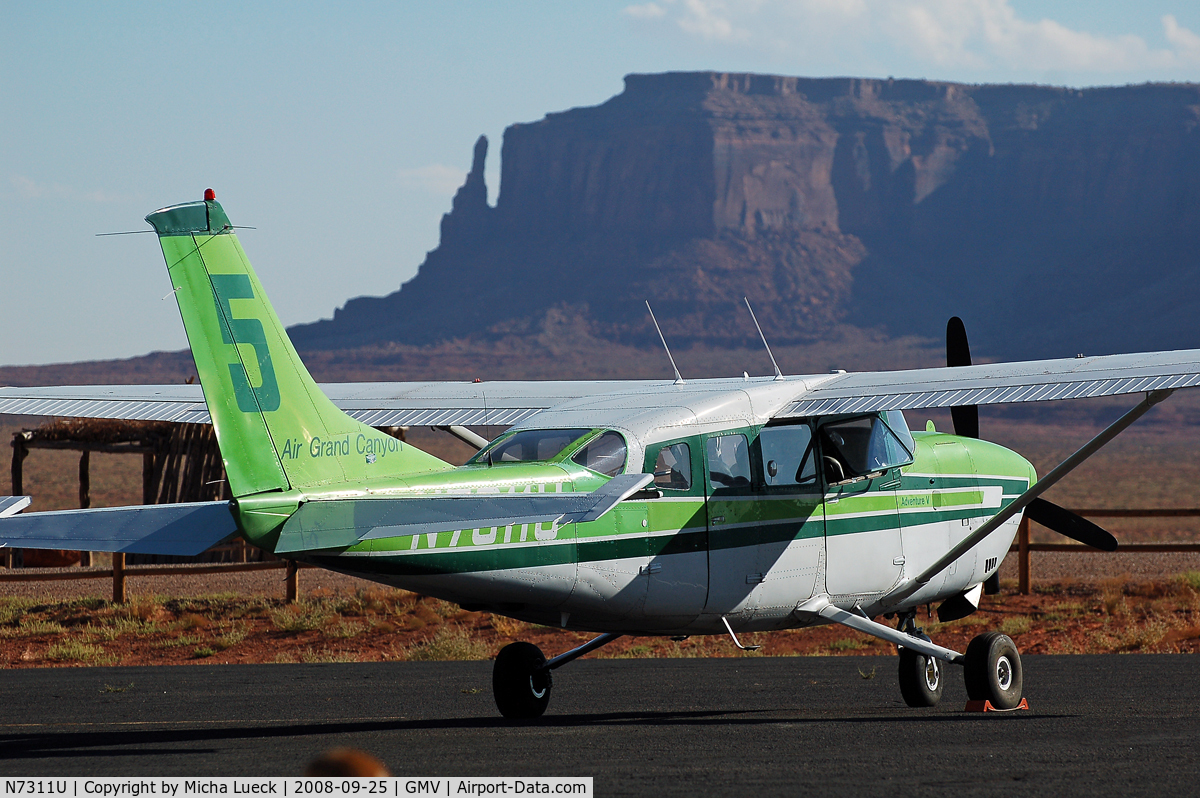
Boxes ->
[0,708,1067,759]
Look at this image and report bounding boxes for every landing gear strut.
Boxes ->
[492,633,622,719]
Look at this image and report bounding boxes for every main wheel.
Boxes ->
[964,632,1023,709]
[898,647,944,707]
[493,641,552,719]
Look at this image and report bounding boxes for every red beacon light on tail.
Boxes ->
[204,188,216,201]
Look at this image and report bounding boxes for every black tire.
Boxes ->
[964,632,1023,709]
[493,641,552,719]
[898,647,944,707]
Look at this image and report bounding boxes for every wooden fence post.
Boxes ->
[285,560,299,604]
[1018,515,1031,595]
[142,452,155,505]
[112,553,126,604]
[7,434,29,569]
[78,451,92,567]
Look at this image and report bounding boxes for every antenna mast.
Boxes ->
[645,301,685,385]
[743,297,784,380]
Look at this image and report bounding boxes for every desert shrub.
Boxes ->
[46,639,113,664]
[489,614,529,637]
[299,647,359,663]
[402,625,489,661]
[828,638,864,652]
[269,601,331,633]
[1179,571,1200,593]
[999,616,1031,636]
[330,620,366,639]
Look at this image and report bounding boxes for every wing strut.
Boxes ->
[881,388,1175,610]
[433,425,490,451]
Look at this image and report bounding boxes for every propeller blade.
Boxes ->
[1025,497,1118,552]
[946,316,979,439]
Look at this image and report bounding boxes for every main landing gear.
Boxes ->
[896,611,1023,709]
[492,633,622,719]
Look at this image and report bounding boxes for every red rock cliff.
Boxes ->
[290,72,1200,360]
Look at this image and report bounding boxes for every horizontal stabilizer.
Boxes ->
[0,501,238,556]
[0,497,31,518]
[276,473,654,554]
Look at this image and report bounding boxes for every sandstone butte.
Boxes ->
[287,71,1200,364]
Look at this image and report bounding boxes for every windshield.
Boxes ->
[475,428,592,464]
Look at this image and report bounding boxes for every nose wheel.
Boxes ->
[896,617,944,707]
[898,646,944,707]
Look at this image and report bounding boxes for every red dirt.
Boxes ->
[2,575,1197,669]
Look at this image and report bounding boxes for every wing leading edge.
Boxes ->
[776,348,1200,418]
[0,380,674,428]
[6,348,1200,427]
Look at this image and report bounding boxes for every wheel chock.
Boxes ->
[964,698,1029,713]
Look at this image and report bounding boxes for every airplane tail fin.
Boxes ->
[145,192,451,498]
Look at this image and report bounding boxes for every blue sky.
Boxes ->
[4,1,1200,366]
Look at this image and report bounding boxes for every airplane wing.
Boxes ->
[775,348,1200,418]
[0,380,671,427]
[274,473,654,553]
[0,501,239,556]
[5,348,1200,427]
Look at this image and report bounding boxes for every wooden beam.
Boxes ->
[286,560,299,604]
[112,553,126,604]
[1018,515,1030,595]
[7,434,29,569]
[78,451,92,567]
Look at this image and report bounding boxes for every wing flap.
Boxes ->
[0,497,31,518]
[275,473,653,554]
[0,501,238,556]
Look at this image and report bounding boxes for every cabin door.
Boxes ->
[818,415,906,596]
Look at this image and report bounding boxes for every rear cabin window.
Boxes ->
[653,442,692,490]
[759,424,817,487]
[477,428,591,464]
[571,431,627,477]
[707,434,751,488]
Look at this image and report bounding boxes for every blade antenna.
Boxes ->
[743,297,783,381]
[645,301,685,385]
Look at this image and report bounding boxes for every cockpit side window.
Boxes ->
[706,434,751,488]
[882,410,916,458]
[571,431,627,477]
[652,442,692,490]
[819,414,913,483]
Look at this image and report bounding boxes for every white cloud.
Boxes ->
[1164,14,1200,60]
[624,3,667,19]
[625,0,1200,79]
[396,164,468,196]
[12,175,126,203]
[676,0,749,42]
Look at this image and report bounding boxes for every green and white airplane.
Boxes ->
[3,192,1200,717]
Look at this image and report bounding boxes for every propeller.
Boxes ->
[945,317,979,439]
[944,316,1117,552]
[1023,497,1117,552]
